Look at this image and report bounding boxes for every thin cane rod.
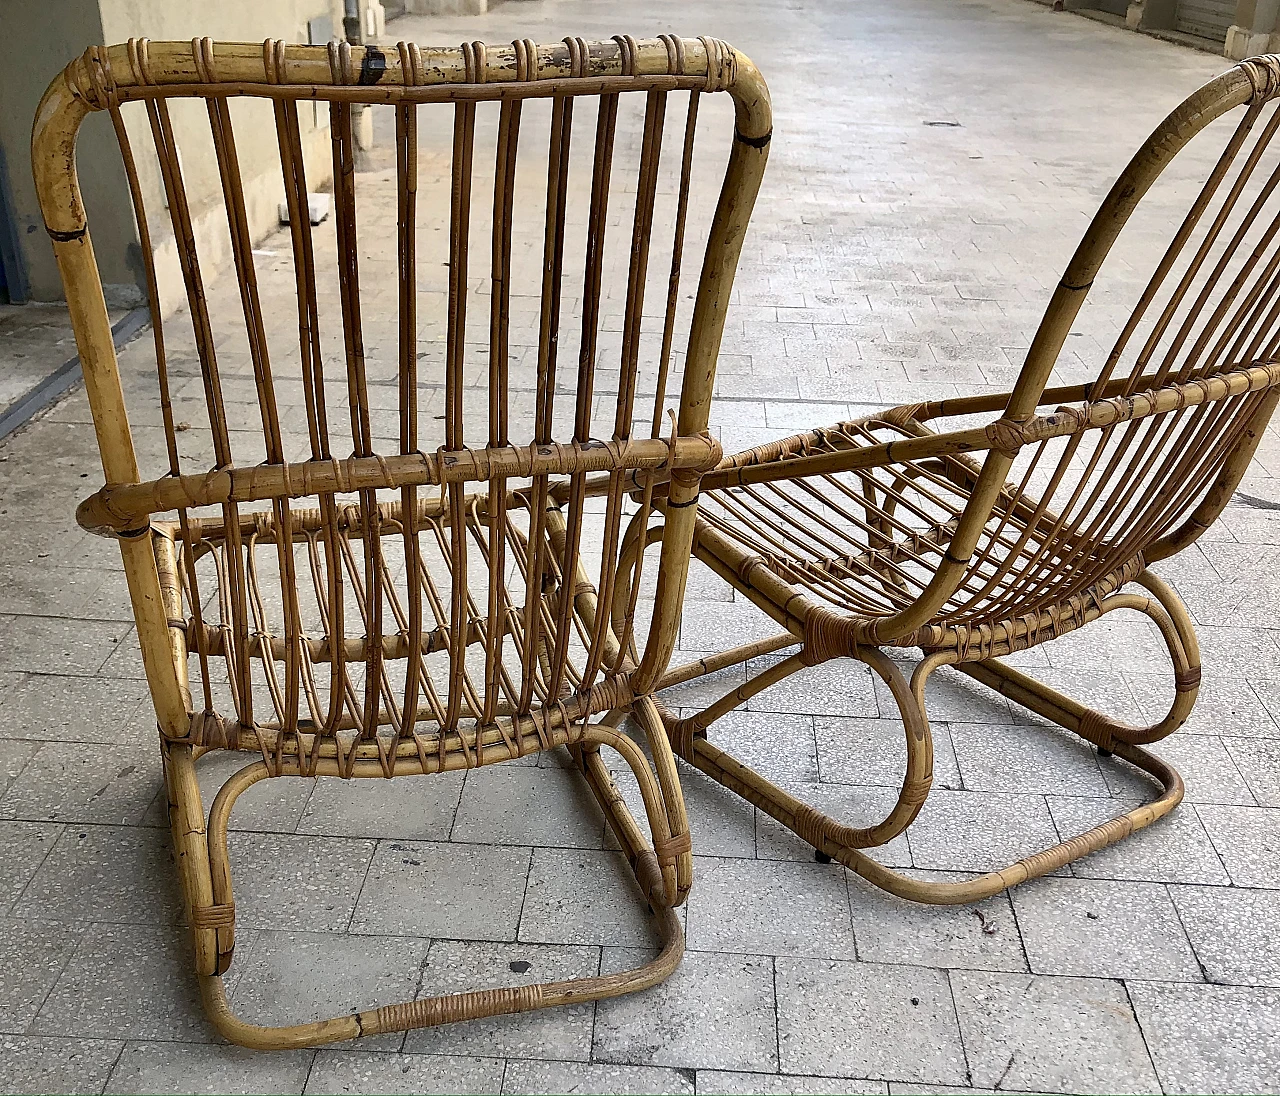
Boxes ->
[549,84,619,697]
[276,93,347,740]
[109,98,215,712]
[1092,99,1264,396]
[618,87,702,667]
[583,85,666,686]
[396,93,424,749]
[206,86,305,742]
[148,93,254,728]
[329,94,383,754]
[483,94,521,728]
[518,81,574,713]
[442,59,479,736]
[1122,100,1280,395]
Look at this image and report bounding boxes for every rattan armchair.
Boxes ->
[644,58,1280,903]
[32,34,768,1047]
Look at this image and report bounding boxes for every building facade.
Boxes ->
[1043,0,1280,56]
[1126,0,1280,55]
[0,0,384,309]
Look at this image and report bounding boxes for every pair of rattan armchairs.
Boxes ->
[31,34,1280,1047]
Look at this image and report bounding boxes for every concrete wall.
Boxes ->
[0,0,131,303]
[95,0,345,313]
[1,0,358,308]
[1225,0,1280,55]
[403,0,490,16]
[1126,0,1279,54]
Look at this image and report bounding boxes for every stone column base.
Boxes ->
[1225,23,1280,58]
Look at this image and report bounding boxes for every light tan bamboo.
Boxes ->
[33,31,768,1049]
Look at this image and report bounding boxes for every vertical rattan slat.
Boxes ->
[151,93,259,732]
[518,46,576,718]
[481,70,521,730]
[547,40,618,698]
[442,46,479,743]
[269,50,349,753]
[583,54,665,689]
[616,51,700,664]
[394,53,422,761]
[104,85,212,726]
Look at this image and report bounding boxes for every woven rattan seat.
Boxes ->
[694,407,1170,652]
[32,34,768,1047]
[651,57,1280,904]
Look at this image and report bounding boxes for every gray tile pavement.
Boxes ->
[951,972,1160,1094]
[2,0,1277,1091]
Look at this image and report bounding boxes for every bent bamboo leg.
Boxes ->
[183,717,685,1050]
[829,576,1196,903]
[662,647,936,856]
[163,740,222,976]
[544,508,693,905]
[610,514,663,666]
[574,695,693,906]
[657,632,799,692]
[664,578,1193,903]
[798,645,1187,904]
[830,741,1183,904]
[954,570,1201,750]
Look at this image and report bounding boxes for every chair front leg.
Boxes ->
[577,695,693,907]
[661,645,936,858]
[186,725,687,1050]
[661,589,1192,905]
[955,568,1199,751]
[163,739,225,976]
[821,638,1187,905]
[839,571,1197,903]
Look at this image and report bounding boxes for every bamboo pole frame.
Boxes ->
[31,33,769,1047]
[652,56,1280,904]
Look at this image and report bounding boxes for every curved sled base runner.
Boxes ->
[660,569,1196,905]
[167,695,687,1050]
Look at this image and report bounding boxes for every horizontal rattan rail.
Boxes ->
[79,432,722,535]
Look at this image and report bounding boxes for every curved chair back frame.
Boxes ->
[29,33,770,1048]
[32,36,771,768]
[727,57,1280,642]
[952,59,1280,631]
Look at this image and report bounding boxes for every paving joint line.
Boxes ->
[0,307,149,444]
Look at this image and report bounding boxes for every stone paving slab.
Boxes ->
[594,949,778,1074]
[1169,884,1280,986]
[951,971,1160,1095]
[103,1042,315,1096]
[1127,982,1280,1094]
[1010,877,1201,982]
[775,957,967,1084]
[3,0,1279,1092]
[844,873,1026,973]
[303,1050,505,1095]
